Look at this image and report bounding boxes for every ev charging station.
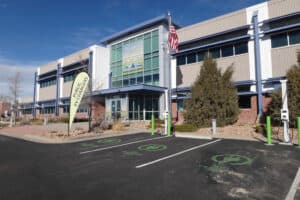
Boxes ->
[164,89,169,136]
[280,80,291,144]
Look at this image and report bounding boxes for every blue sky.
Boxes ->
[0,0,266,97]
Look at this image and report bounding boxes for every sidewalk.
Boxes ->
[0,123,150,144]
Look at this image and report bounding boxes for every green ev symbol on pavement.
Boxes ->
[138,144,167,152]
[211,154,253,166]
[96,138,122,144]
[80,143,98,148]
[200,154,254,173]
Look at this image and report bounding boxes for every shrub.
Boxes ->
[49,117,69,123]
[31,118,43,125]
[20,119,31,125]
[148,119,164,128]
[174,124,198,132]
[74,118,89,123]
[112,121,125,131]
[184,55,239,127]
[265,51,300,127]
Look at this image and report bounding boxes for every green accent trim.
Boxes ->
[212,154,253,166]
[297,117,300,147]
[80,143,99,148]
[151,114,155,136]
[138,144,167,152]
[96,138,122,144]
[167,114,171,136]
[266,116,272,145]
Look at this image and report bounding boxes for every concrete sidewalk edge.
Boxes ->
[174,131,261,142]
[0,129,152,144]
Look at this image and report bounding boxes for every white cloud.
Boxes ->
[0,57,45,98]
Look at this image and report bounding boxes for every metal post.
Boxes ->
[55,63,62,116]
[151,113,155,136]
[280,79,290,143]
[32,72,37,119]
[167,114,171,136]
[253,12,263,116]
[212,119,216,135]
[297,117,300,148]
[164,89,169,135]
[266,116,272,145]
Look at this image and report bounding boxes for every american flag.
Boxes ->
[168,25,178,53]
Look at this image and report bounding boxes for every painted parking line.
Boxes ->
[136,139,222,169]
[79,135,170,155]
[285,167,300,200]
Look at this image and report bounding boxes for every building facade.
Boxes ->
[171,0,300,123]
[19,0,300,124]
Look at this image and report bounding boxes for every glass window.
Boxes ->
[221,45,234,57]
[186,53,196,64]
[177,55,186,66]
[64,74,75,82]
[153,74,159,86]
[237,85,250,92]
[197,51,205,62]
[144,34,151,54]
[144,75,152,84]
[136,76,144,84]
[271,33,288,48]
[152,31,159,52]
[63,106,69,113]
[152,56,159,69]
[177,99,185,111]
[238,96,251,109]
[129,78,136,85]
[40,79,56,88]
[209,48,220,59]
[235,42,248,55]
[289,30,300,45]
[123,79,129,87]
[111,30,159,88]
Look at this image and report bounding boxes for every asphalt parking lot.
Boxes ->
[0,133,300,200]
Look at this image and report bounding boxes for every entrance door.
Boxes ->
[111,100,121,120]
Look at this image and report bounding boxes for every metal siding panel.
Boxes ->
[62,81,73,98]
[268,0,300,19]
[177,10,247,43]
[272,44,300,77]
[177,53,250,88]
[63,48,90,67]
[39,61,58,74]
[38,86,57,101]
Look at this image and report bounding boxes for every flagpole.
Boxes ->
[167,11,172,135]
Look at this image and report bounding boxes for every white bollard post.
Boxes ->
[280,80,290,143]
[212,119,216,136]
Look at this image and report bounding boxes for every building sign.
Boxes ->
[122,38,144,75]
[69,72,89,131]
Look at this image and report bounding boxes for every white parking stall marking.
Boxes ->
[80,135,170,155]
[136,139,222,169]
[285,167,300,200]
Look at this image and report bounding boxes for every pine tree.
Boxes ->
[184,55,239,127]
[265,51,300,127]
[286,52,300,126]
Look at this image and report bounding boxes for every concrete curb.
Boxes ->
[174,132,263,142]
[0,129,152,144]
[174,132,212,140]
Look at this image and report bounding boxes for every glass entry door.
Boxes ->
[129,94,159,120]
[111,100,121,120]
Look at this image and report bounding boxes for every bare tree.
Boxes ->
[83,67,103,132]
[8,71,22,126]
[76,57,103,132]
